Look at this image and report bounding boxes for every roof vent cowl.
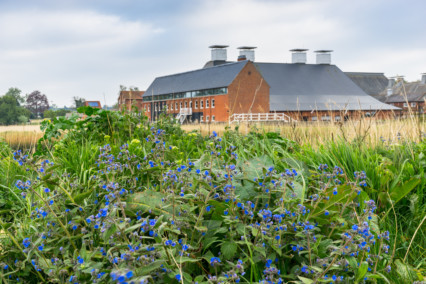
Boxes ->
[237,46,256,62]
[421,73,426,84]
[290,49,308,64]
[314,50,333,65]
[209,45,228,61]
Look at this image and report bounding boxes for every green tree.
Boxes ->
[43,109,71,119]
[73,96,85,109]
[4,87,25,105]
[0,94,30,125]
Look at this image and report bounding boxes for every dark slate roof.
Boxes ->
[345,72,389,102]
[144,61,247,96]
[254,63,398,111]
[382,82,426,103]
[203,60,233,68]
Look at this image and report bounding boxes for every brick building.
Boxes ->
[84,101,102,109]
[118,90,145,111]
[141,47,398,122]
[379,75,426,114]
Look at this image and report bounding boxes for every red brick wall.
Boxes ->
[275,109,398,122]
[142,95,230,122]
[389,101,424,113]
[228,62,270,115]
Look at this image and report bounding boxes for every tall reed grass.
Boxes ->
[0,125,42,149]
[182,117,425,147]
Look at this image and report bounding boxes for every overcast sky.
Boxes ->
[0,0,425,107]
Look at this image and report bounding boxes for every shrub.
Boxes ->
[0,127,394,283]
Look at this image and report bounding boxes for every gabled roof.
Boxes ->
[84,101,102,109]
[345,72,389,101]
[382,82,426,103]
[144,61,247,96]
[254,63,398,111]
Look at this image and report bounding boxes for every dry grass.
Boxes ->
[182,117,425,147]
[0,125,43,149]
[1,117,424,149]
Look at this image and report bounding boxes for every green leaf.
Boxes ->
[241,155,274,181]
[355,261,368,283]
[389,178,421,204]
[73,189,94,204]
[298,276,313,284]
[126,189,171,216]
[138,260,164,275]
[221,241,237,260]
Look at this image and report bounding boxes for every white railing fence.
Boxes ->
[229,113,296,124]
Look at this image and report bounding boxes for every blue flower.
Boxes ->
[44,188,50,193]
[206,206,211,212]
[324,210,329,216]
[175,274,181,281]
[210,257,221,266]
[126,271,133,279]
[23,238,31,248]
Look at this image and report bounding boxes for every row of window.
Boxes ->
[142,87,227,102]
[402,102,417,107]
[200,115,215,122]
[311,115,340,121]
[146,99,216,112]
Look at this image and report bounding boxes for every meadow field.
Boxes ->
[0,109,424,283]
[0,125,42,150]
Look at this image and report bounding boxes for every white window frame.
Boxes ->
[190,101,192,108]
[206,99,210,108]
[195,100,198,109]
[200,115,203,122]
[171,103,173,111]
[410,102,416,107]
[200,100,204,109]
[211,99,215,108]
[312,116,318,121]
[206,115,209,122]
[175,102,178,110]
[403,103,408,107]
[212,115,215,121]
[185,101,188,108]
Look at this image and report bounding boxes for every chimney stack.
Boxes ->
[237,46,256,61]
[290,49,308,64]
[387,77,396,96]
[209,45,229,61]
[314,50,333,64]
[238,55,247,61]
[421,73,426,84]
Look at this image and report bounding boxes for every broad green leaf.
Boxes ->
[298,276,313,284]
[355,261,368,283]
[389,178,421,204]
[221,241,237,260]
